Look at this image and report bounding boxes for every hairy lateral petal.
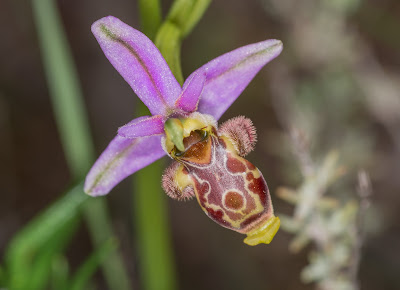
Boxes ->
[195,39,283,120]
[92,16,181,115]
[84,135,165,196]
[175,70,206,113]
[118,115,164,138]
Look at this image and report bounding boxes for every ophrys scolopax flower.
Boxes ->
[85,16,282,245]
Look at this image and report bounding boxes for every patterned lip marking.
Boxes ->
[224,191,245,210]
[162,116,278,244]
[192,172,211,205]
[179,133,271,232]
[245,159,256,170]
[226,153,246,174]
[246,170,268,205]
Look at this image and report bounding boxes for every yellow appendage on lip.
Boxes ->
[243,216,280,246]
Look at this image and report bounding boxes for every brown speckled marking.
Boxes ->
[225,191,244,210]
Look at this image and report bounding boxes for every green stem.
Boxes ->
[138,0,162,40]
[135,1,178,289]
[31,0,131,289]
[134,1,211,289]
[155,0,212,85]
[133,158,178,290]
[166,0,211,37]
[155,23,184,84]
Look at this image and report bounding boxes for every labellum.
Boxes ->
[162,113,280,245]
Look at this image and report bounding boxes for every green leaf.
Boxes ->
[31,0,131,289]
[80,199,131,290]
[0,264,6,287]
[29,220,77,289]
[5,183,86,289]
[31,0,94,178]
[51,255,70,290]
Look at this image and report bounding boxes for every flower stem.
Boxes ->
[31,0,131,289]
[155,0,212,84]
[133,1,211,289]
[133,157,178,290]
[166,0,212,37]
[138,0,162,40]
[155,22,184,85]
[135,1,178,289]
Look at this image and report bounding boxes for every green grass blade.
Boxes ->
[5,183,86,289]
[29,219,78,289]
[31,0,131,289]
[31,0,94,178]
[0,264,6,287]
[81,199,131,290]
[51,255,70,290]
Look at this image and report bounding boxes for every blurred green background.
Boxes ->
[1,0,400,289]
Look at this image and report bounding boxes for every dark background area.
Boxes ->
[1,0,400,289]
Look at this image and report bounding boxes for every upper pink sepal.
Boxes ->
[194,39,283,120]
[91,16,182,116]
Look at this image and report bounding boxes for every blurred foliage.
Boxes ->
[67,238,117,290]
[277,152,368,290]
[2,183,99,289]
[260,0,397,289]
[1,184,117,290]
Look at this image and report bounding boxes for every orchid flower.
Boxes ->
[85,16,283,245]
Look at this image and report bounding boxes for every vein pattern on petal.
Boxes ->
[92,16,182,115]
[195,39,283,120]
[85,134,165,196]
